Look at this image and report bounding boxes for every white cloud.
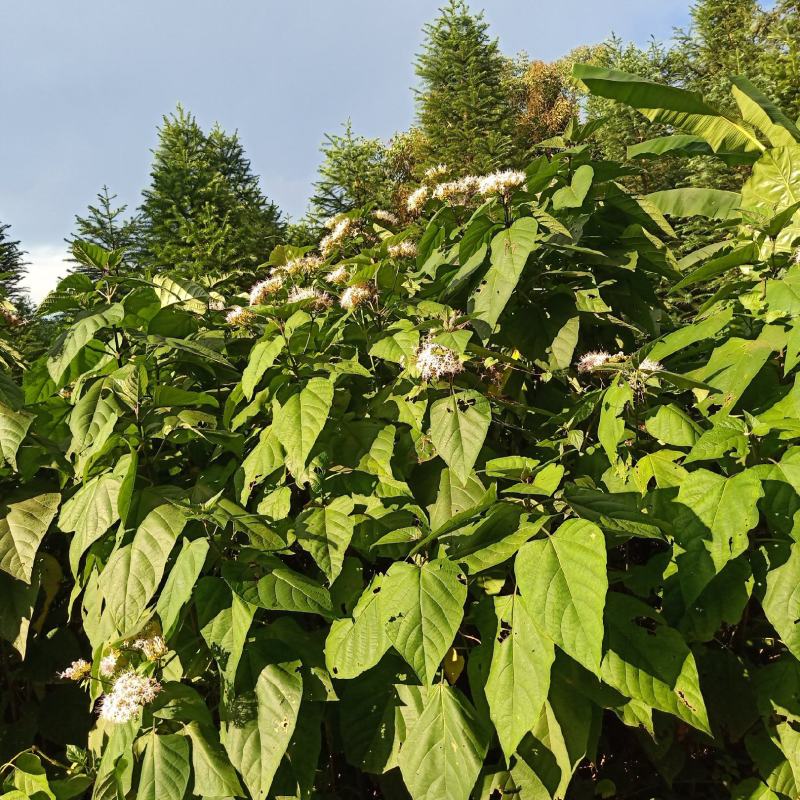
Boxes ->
[21,244,70,304]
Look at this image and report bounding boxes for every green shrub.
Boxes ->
[2,68,800,800]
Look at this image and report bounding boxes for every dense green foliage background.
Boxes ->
[4,2,800,799]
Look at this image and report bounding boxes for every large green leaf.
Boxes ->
[470,217,538,329]
[0,493,60,583]
[0,403,33,471]
[380,558,467,685]
[230,566,333,618]
[573,64,763,154]
[673,468,763,602]
[598,377,632,466]
[240,427,284,504]
[644,403,701,447]
[325,575,391,679]
[689,328,783,414]
[601,594,711,733]
[647,307,733,362]
[101,503,186,633]
[242,335,284,400]
[225,660,303,800]
[763,543,800,661]
[156,537,209,639]
[515,519,607,674]
[485,593,555,760]
[552,165,594,209]
[741,145,800,215]
[731,77,800,148]
[0,569,40,658]
[273,377,334,477]
[430,389,491,483]
[59,473,122,575]
[139,733,190,800]
[185,721,243,798]
[296,496,355,583]
[47,304,125,384]
[195,577,254,690]
[671,242,757,291]
[398,684,489,800]
[151,274,209,311]
[646,188,741,220]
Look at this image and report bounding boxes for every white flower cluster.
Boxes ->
[415,339,464,382]
[388,240,418,259]
[373,209,400,226]
[577,351,613,373]
[249,275,285,305]
[208,298,226,312]
[406,186,430,214]
[100,650,120,677]
[325,265,350,285]
[638,358,663,372]
[226,306,254,327]
[98,670,161,724]
[278,254,324,277]
[0,308,21,327]
[477,170,527,197]
[59,659,91,681]
[287,286,333,311]
[432,176,481,204]
[132,634,168,661]
[576,351,662,377]
[321,218,357,256]
[424,163,449,181]
[340,283,375,311]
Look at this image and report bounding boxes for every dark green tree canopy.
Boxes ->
[0,221,27,304]
[414,0,515,173]
[66,186,141,279]
[138,106,284,279]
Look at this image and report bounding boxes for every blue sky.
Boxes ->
[0,0,691,299]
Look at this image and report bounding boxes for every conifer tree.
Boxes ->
[414,0,515,174]
[0,222,27,304]
[139,106,283,278]
[67,186,141,278]
[676,0,765,111]
[761,0,800,121]
[309,122,392,222]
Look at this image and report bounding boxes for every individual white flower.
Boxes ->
[794,247,800,265]
[226,306,254,327]
[325,265,349,285]
[415,339,464,382]
[58,659,91,681]
[340,283,375,311]
[98,671,161,723]
[249,276,284,305]
[406,186,430,214]
[99,650,120,677]
[424,163,449,181]
[477,169,527,197]
[388,240,417,258]
[132,635,168,661]
[287,287,333,311]
[321,218,357,256]
[373,209,400,226]
[638,358,663,372]
[577,351,611,374]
